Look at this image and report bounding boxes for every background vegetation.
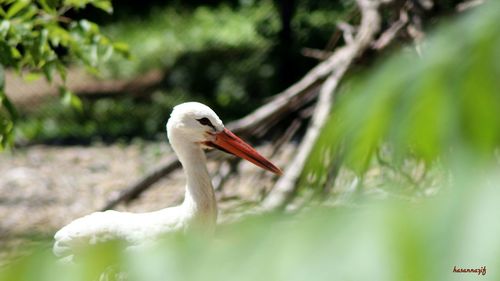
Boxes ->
[1,0,499,280]
[10,0,354,145]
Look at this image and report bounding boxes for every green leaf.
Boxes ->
[55,61,67,81]
[42,61,55,82]
[19,5,37,21]
[79,19,99,34]
[112,42,130,57]
[63,0,87,9]
[91,0,113,14]
[38,28,49,55]
[22,72,43,83]
[0,85,17,149]
[0,63,4,89]
[0,20,10,37]
[47,24,72,46]
[0,41,14,66]
[10,46,21,59]
[5,0,30,19]
[0,90,18,121]
[0,119,15,150]
[37,0,57,14]
[60,86,83,113]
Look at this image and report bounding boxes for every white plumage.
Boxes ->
[53,102,281,260]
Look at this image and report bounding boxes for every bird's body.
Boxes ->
[53,102,281,260]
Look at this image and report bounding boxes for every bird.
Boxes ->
[53,102,282,260]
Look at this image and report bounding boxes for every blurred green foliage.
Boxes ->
[100,4,273,78]
[98,0,352,114]
[16,91,185,144]
[15,1,353,144]
[1,169,499,281]
[305,0,500,189]
[0,0,128,149]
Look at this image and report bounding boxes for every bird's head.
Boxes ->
[167,102,282,175]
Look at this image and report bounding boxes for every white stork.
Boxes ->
[53,102,281,260]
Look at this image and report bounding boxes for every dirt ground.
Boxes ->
[0,141,293,263]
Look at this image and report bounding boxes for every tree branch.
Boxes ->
[261,0,386,211]
[372,5,409,50]
[101,154,180,210]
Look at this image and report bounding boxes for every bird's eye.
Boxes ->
[197,117,215,129]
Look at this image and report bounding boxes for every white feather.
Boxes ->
[53,102,222,259]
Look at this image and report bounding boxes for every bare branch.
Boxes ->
[456,0,484,12]
[225,6,385,136]
[261,0,386,211]
[213,160,237,192]
[337,21,356,45]
[301,48,333,61]
[101,154,180,210]
[372,7,409,50]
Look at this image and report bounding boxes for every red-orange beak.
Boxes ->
[205,128,282,175]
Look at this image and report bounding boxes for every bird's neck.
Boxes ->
[171,139,217,230]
